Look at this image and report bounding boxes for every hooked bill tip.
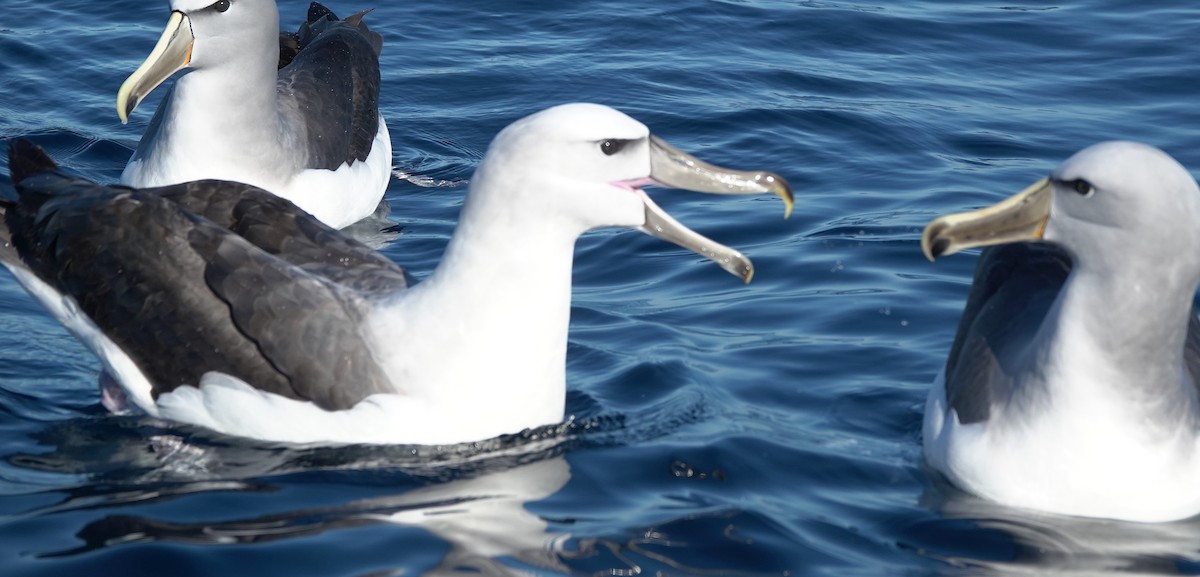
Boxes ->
[927,237,951,261]
[762,172,795,219]
[920,220,950,261]
[116,89,138,124]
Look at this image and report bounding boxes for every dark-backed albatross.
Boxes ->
[117,0,391,229]
[921,141,1200,522]
[0,103,792,446]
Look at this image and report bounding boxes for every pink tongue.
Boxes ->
[614,177,656,191]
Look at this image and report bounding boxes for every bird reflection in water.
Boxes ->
[905,474,1200,576]
[5,417,790,577]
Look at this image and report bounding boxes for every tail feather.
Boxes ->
[8,139,59,185]
[307,1,336,23]
[294,2,383,57]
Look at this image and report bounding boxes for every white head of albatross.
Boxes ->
[921,141,1200,522]
[0,103,792,446]
[116,0,391,229]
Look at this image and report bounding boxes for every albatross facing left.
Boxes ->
[922,141,1200,522]
[0,103,792,446]
[117,0,391,229]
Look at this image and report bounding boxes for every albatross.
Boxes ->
[117,0,391,229]
[0,103,793,446]
[921,141,1200,522]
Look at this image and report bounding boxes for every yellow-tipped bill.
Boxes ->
[634,135,794,282]
[638,190,756,283]
[117,11,194,124]
[648,135,794,219]
[922,177,1052,261]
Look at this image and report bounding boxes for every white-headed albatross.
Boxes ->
[921,141,1200,522]
[117,1,391,229]
[0,103,793,446]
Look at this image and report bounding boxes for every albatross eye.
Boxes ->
[212,0,231,12]
[1069,179,1095,197]
[599,139,631,156]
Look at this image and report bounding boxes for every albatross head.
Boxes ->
[117,0,280,123]
[471,103,794,282]
[922,141,1200,274]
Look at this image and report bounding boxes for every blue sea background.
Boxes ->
[3,1,1200,575]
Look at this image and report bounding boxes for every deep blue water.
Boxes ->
[3,0,1200,575]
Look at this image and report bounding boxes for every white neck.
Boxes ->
[1033,260,1200,437]
[365,174,587,440]
[139,44,301,187]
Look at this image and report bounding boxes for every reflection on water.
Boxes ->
[47,457,574,576]
[2,414,792,576]
[905,473,1200,576]
[1,415,587,575]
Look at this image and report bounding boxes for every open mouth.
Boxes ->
[606,136,794,283]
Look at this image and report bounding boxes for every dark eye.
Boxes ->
[212,0,231,12]
[599,139,630,156]
[1069,179,1094,197]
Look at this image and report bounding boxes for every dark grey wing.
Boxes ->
[150,180,409,293]
[942,243,1071,424]
[6,140,397,410]
[190,226,395,410]
[0,210,17,270]
[0,152,18,266]
[0,206,14,266]
[5,168,294,399]
[278,32,301,69]
[277,2,383,170]
[1183,307,1200,397]
[301,3,384,62]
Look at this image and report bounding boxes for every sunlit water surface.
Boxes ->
[3,1,1200,575]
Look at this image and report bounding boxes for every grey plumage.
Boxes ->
[3,140,398,410]
[131,1,383,173]
[943,242,1200,424]
[276,3,383,169]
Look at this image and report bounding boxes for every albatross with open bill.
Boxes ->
[921,141,1200,522]
[117,0,391,229]
[0,103,793,446]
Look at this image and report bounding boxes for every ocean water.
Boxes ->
[2,0,1200,575]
